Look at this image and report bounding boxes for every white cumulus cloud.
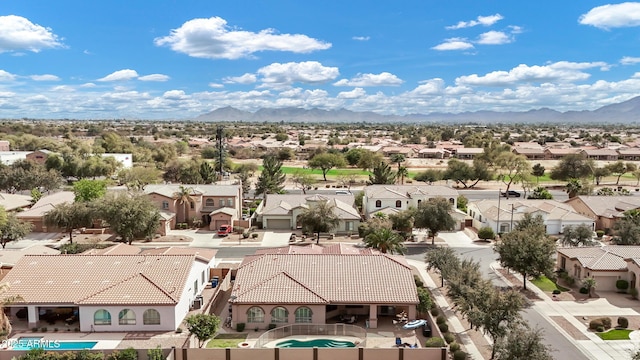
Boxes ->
[208,83,224,88]
[432,38,474,51]
[476,31,511,45]
[352,36,370,41]
[30,74,60,81]
[622,56,640,65]
[337,87,367,99]
[139,74,170,82]
[334,72,403,87]
[446,14,504,30]
[163,90,188,100]
[0,15,64,53]
[0,70,16,82]
[455,61,608,86]
[154,17,331,60]
[410,79,446,96]
[579,2,640,29]
[257,61,339,85]
[98,69,139,82]
[223,73,257,84]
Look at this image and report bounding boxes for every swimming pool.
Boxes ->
[275,338,356,348]
[10,337,98,351]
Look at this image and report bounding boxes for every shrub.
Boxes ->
[618,317,629,328]
[552,289,561,295]
[438,322,449,333]
[251,233,259,239]
[414,275,424,288]
[31,327,38,332]
[41,327,47,332]
[589,319,603,330]
[107,348,138,360]
[616,280,629,292]
[600,317,612,329]
[236,323,246,332]
[268,323,277,330]
[430,307,440,317]
[596,230,604,238]
[596,325,605,333]
[424,337,445,348]
[175,327,183,333]
[453,350,467,360]
[449,342,461,352]
[444,332,455,344]
[631,288,639,300]
[436,315,447,325]
[477,227,495,241]
[579,287,589,294]
[242,231,249,239]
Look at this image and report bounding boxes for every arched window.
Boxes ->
[271,307,288,323]
[118,309,136,325]
[449,198,455,205]
[294,307,312,323]
[205,199,215,207]
[93,309,111,325]
[143,309,161,325]
[375,200,382,208]
[395,200,402,208]
[247,307,265,323]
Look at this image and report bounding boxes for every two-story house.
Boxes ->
[362,185,459,219]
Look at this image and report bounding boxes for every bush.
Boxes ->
[414,275,424,288]
[175,327,182,333]
[631,288,639,299]
[600,317,612,329]
[424,337,446,348]
[438,322,448,333]
[579,287,589,294]
[443,332,455,344]
[618,317,629,328]
[430,307,440,317]
[616,280,629,292]
[477,227,495,241]
[453,350,467,360]
[31,327,38,332]
[107,348,138,360]
[589,319,603,330]
[251,233,259,239]
[596,230,604,238]
[596,325,605,333]
[552,289,561,295]
[449,342,461,352]
[41,327,47,332]
[242,231,249,239]
[236,323,246,332]
[268,323,277,330]
[436,315,447,325]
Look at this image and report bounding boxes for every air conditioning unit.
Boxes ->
[192,298,202,310]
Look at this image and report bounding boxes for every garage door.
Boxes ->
[214,220,227,229]
[267,219,291,230]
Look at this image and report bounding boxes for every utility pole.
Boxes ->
[510,203,515,232]
[496,189,501,235]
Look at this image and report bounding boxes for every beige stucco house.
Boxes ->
[557,246,640,292]
[229,244,418,330]
[362,185,459,219]
[565,196,640,232]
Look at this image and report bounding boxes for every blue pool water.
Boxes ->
[276,338,355,348]
[11,337,97,351]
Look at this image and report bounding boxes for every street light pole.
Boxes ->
[510,203,515,232]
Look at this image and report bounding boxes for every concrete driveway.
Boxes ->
[261,232,291,247]
[437,231,487,248]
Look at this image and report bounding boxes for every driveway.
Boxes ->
[261,232,291,247]
[437,231,487,248]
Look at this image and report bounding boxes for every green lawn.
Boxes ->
[206,333,248,348]
[597,329,633,340]
[531,276,570,292]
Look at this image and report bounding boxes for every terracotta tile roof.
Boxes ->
[260,194,359,220]
[140,247,217,262]
[144,184,240,198]
[473,199,593,223]
[232,254,417,305]
[82,243,141,255]
[364,185,458,199]
[0,245,60,267]
[568,196,640,218]
[1,254,196,305]
[558,246,640,271]
[254,244,379,256]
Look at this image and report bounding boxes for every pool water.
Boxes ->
[276,338,356,348]
[11,337,97,351]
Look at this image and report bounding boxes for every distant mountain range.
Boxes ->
[196,96,640,124]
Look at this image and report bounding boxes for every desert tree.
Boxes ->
[97,194,161,244]
[298,200,340,245]
[492,325,554,360]
[308,153,346,181]
[425,246,460,287]
[43,202,94,244]
[413,197,456,244]
[560,224,596,247]
[184,314,221,348]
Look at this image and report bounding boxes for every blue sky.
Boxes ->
[3,1,640,119]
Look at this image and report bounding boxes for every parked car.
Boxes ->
[217,224,233,237]
[500,190,521,197]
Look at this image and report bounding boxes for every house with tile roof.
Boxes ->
[467,199,594,234]
[557,246,640,292]
[229,246,418,329]
[565,196,640,232]
[16,191,75,232]
[2,251,215,332]
[254,194,360,233]
[144,184,242,231]
[362,185,459,219]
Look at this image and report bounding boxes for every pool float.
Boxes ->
[402,319,427,330]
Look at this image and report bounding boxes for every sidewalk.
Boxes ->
[407,259,486,360]
[491,262,639,360]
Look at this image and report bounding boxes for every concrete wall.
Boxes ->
[173,260,211,330]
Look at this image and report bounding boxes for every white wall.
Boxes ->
[101,153,133,169]
[173,259,211,330]
[79,305,176,332]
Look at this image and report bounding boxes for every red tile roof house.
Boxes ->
[362,185,459,219]
[1,248,216,332]
[229,245,418,330]
[557,246,640,292]
[143,184,242,232]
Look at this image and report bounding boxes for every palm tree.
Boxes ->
[364,228,406,254]
[173,185,195,224]
[565,179,583,199]
[390,153,405,170]
[582,277,597,298]
[397,166,408,185]
[297,200,339,245]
